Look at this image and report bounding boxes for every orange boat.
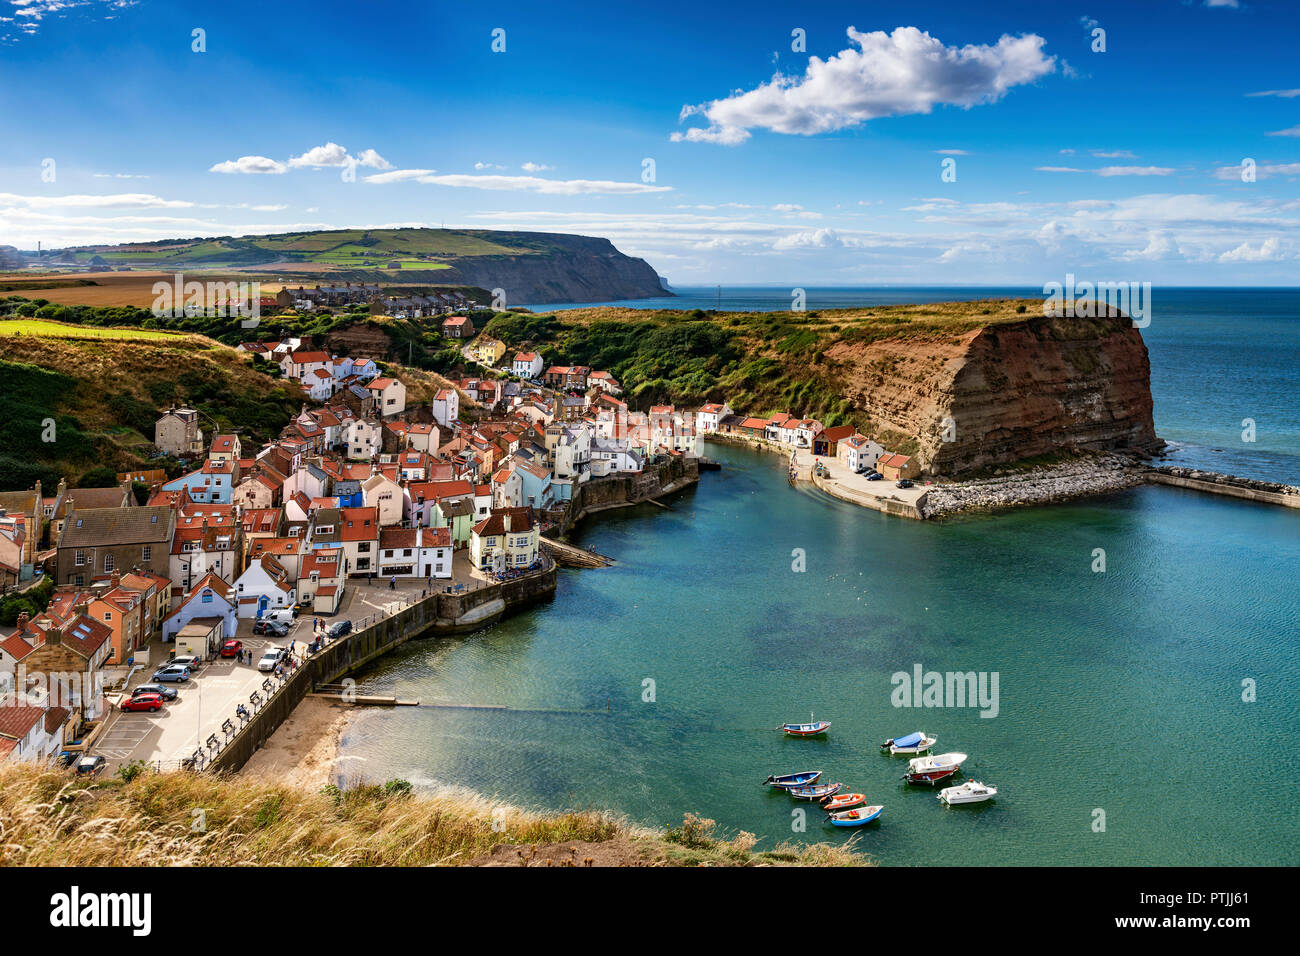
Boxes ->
[821,792,867,812]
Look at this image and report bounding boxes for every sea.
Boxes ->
[337,287,1300,865]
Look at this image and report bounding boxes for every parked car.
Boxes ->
[152,664,191,683]
[169,654,202,672]
[132,683,178,701]
[121,692,166,713]
[220,639,244,658]
[253,620,289,637]
[326,619,352,640]
[257,648,285,672]
[866,472,883,481]
[896,479,914,488]
[74,755,106,777]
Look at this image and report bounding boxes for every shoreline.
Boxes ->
[240,695,354,789]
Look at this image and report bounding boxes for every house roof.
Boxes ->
[472,507,534,537]
[58,506,174,548]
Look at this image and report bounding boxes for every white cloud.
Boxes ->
[1214,161,1300,180]
[474,161,505,170]
[1204,0,1240,8]
[288,142,391,169]
[773,228,844,249]
[209,155,288,175]
[934,148,969,155]
[521,162,552,172]
[363,170,670,195]
[1090,149,1136,158]
[1267,125,1300,137]
[1219,237,1286,262]
[1246,88,1300,98]
[1036,166,1085,173]
[0,191,193,209]
[672,26,1055,145]
[1096,165,1175,176]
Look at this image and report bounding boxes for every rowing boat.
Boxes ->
[829,805,884,827]
[763,770,822,789]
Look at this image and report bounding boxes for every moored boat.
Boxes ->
[821,792,867,812]
[829,805,884,827]
[903,752,967,785]
[938,780,997,805]
[763,770,822,789]
[881,731,936,755]
[787,781,842,800]
[782,713,831,737]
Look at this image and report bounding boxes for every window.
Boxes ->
[104,611,112,621]
[75,550,86,566]
[103,553,115,572]
[142,545,152,562]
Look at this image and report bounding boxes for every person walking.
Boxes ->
[389,575,396,590]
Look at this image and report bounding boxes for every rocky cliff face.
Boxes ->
[441,234,665,305]
[826,313,1162,476]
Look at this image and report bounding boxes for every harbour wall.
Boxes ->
[553,456,700,535]
[1145,467,1300,510]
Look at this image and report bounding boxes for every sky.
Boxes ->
[3,0,1300,285]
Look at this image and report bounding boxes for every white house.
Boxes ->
[344,418,383,460]
[377,526,452,579]
[161,573,238,641]
[303,367,336,401]
[695,402,732,433]
[432,389,459,427]
[512,352,544,379]
[232,555,297,619]
[838,434,885,474]
[491,467,522,508]
[367,377,407,418]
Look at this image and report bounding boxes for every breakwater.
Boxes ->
[551,456,700,535]
[209,560,556,773]
[1146,465,1300,509]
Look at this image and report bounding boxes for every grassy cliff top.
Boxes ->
[0,764,865,867]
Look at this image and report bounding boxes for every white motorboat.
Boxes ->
[882,731,936,755]
[903,752,968,785]
[938,780,997,805]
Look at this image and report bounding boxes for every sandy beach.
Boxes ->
[241,696,354,789]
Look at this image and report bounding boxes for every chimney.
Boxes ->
[57,477,67,498]
[16,610,29,632]
[110,570,121,588]
[503,513,511,533]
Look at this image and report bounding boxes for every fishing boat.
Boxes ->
[903,752,968,786]
[782,713,831,737]
[938,780,998,805]
[787,781,842,801]
[821,792,867,812]
[763,770,822,789]
[880,731,936,755]
[829,805,884,827]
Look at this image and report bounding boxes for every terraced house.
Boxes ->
[55,506,175,588]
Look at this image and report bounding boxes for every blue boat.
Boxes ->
[829,805,884,827]
[763,770,822,789]
[787,781,842,800]
[880,731,936,754]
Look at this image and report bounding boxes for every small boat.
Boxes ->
[763,770,822,789]
[903,752,968,786]
[787,781,842,800]
[829,805,884,827]
[782,712,831,737]
[821,792,867,812]
[881,731,936,755]
[938,780,997,805]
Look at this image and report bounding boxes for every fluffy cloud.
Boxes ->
[672,26,1055,145]
[288,143,392,169]
[1266,125,1300,137]
[209,155,287,175]
[520,162,552,172]
[0,191,193,208]
[1219,237,1286,261]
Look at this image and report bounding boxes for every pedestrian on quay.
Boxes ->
[389,575,396,590]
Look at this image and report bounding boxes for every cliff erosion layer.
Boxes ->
[826,312,1162,476]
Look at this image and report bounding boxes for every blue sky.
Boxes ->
[3,0,1300,284]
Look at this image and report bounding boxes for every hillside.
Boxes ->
[0,764,863,867]
[31,228,668,305]
[485,298,1162,475]
[0,320,462,489]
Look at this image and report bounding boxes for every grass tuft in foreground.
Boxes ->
[0,765,867,867]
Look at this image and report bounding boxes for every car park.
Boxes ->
[121,692,166,713]
[257,648,285,672]
[132,683,178,701]
[152,664,191,683]
[220,639,244,658]
[74,755,106,777]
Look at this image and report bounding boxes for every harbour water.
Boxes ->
[339,288,1300,865]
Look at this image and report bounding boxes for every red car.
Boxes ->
[220,639,244,658]
[121,692,165,713]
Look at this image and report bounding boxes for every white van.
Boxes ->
[264,608,296,626]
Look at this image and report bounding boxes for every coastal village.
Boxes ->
[0,312,922,773]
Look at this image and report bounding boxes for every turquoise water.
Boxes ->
[342,442,1300,865]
